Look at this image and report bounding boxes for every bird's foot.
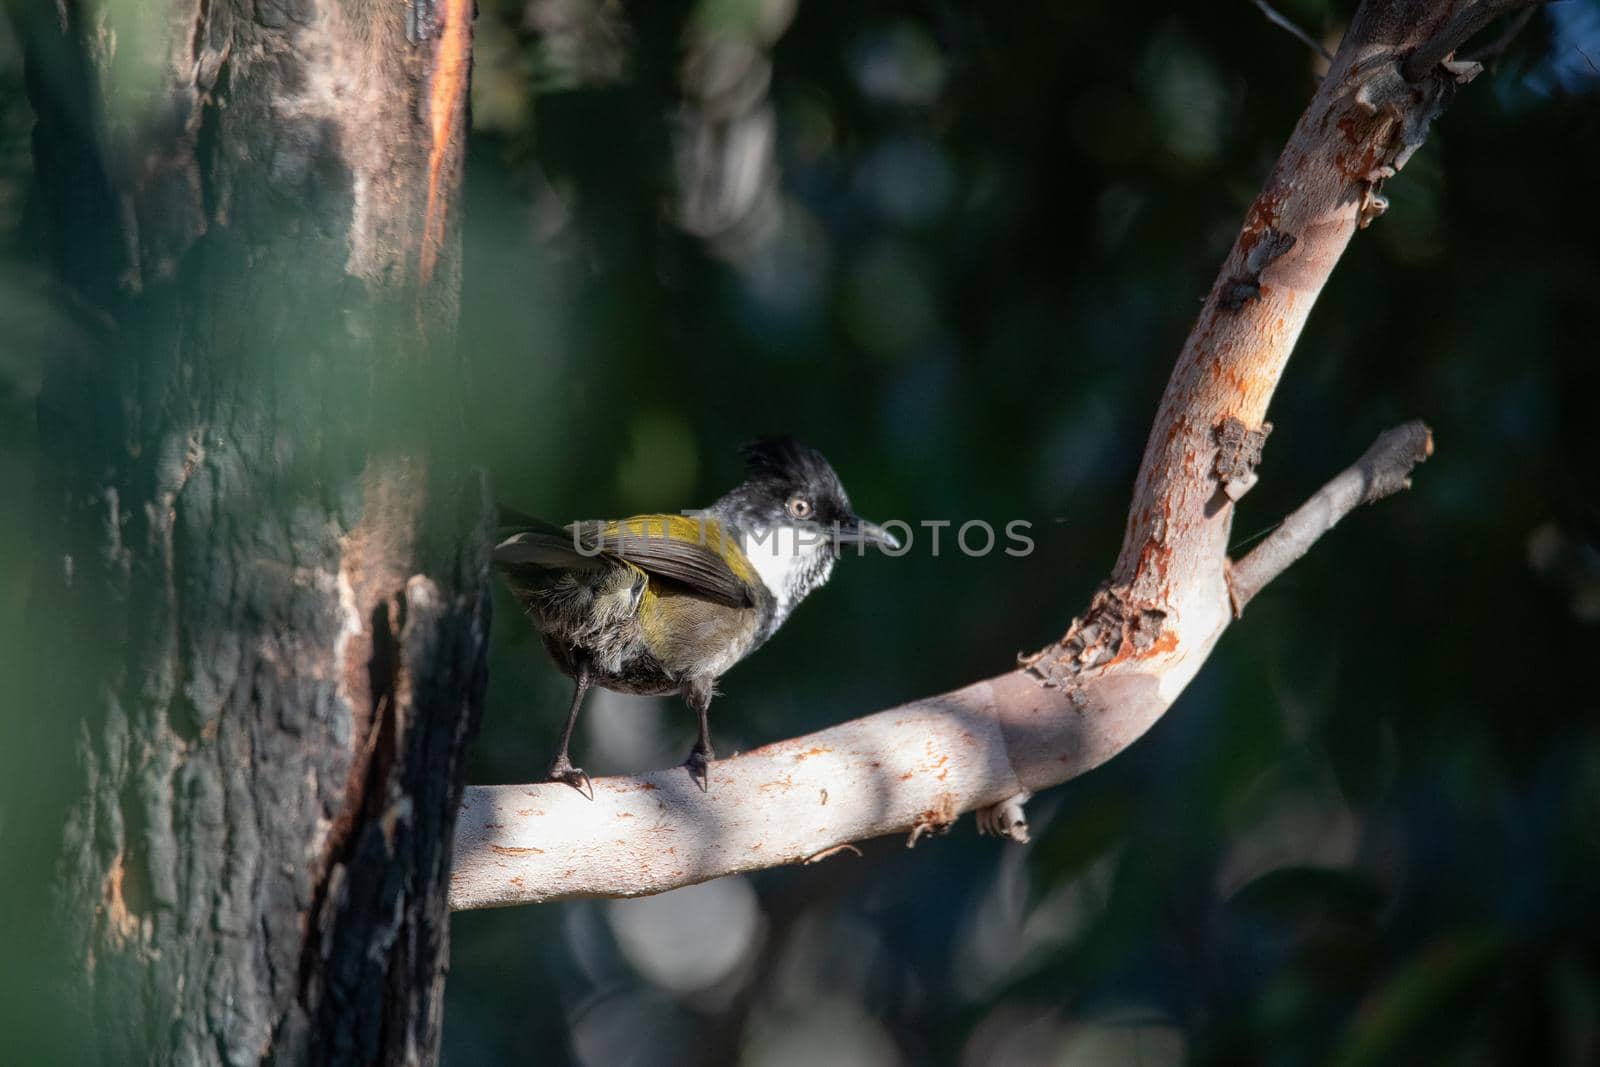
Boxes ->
[683,744,714,793]
[547,755,594,800]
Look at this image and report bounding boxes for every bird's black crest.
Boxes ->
[721,436,854,527]
[739,436,842,492]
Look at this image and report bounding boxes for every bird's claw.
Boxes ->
[684,746,713,793]
[548,757,594,800]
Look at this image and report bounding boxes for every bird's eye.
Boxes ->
[787,495,813,520]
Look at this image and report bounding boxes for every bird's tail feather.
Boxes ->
[494,506,604,572]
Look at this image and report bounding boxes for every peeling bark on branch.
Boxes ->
[452,0,1500,912]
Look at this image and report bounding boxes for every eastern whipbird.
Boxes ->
[494,437,898,795]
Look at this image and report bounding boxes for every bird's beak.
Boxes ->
[835,515,901,551]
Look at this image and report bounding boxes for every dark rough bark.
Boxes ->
[10,0,485,1063]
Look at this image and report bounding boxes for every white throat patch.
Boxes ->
[740,524,835,624]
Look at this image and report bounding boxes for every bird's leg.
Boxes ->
[682,679,715,793]
[548,658,593,799]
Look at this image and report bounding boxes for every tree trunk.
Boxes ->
[9,1,484,1063]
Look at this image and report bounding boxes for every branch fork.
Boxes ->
[1228,421,1434,615]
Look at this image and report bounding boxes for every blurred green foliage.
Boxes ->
[4,0,1600,1064]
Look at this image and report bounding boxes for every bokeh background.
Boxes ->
[5,0,1600,1063]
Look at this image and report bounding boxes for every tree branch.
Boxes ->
[1226,421,1434,615]
[450,0,1490,911]
[1401,0,1548,81]
[452,677,1130,907]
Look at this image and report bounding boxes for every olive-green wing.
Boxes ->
[594,516,754,609]
[494,511,754,609]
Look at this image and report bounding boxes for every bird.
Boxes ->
[493,436,899,795]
